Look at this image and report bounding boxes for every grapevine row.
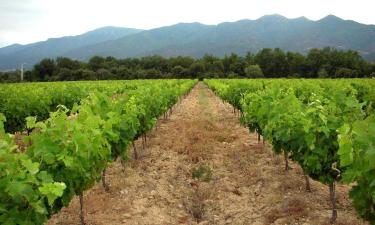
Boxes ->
[0,79,196,225]
[205,78,375,224]
[0,80,160,132]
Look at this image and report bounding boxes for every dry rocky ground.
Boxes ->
[47,83,368,225]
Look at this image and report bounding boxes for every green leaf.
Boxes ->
[39,182,66,206]
[37,171,53,183]
[21,158,39,175]
[26,117,36,129]
[30,200,47,214]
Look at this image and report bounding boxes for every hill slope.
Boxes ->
[0,27,142,69]
[65,14,375,61]
[1,14,375,70]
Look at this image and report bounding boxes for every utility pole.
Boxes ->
[20,63,26,81]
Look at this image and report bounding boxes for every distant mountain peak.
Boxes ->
[175,22,203,25]
[0,27,142,70]
[170,22,208,28]
[319,14,343,22]
[258,14,288,21]
[294,16,311,21]
[0,43,23,49]
[86,26,142,33]
[93,26,126,30]
[8,43,23,47]
[1,14,375,70]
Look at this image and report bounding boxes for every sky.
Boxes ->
[0,0,374,48]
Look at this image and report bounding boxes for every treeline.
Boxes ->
[1,47,375,82]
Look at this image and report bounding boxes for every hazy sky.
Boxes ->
[0,0,374,47]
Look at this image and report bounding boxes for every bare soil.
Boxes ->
[47,83,367,225]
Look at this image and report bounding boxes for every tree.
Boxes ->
[189,62,205,78]
[230,60,246,76]
[371,64,375,75]
[212,61,225,77]
[96,68,113,80]
[88,56,106,71]
[227,72,239,79]
[56,57,80,70]
[55,68,73,81]
[202,54,219,65]
[222,53,241,74]
[306,48,331,77]
[305,47,369,78]
[335,68,357,78]
[318,68,329,78]
[144,69,162,79]
[140,55,168,73]
[168,56,195,70]
[0,71,19,83]
[116,66,132,79]
[119,58,140,70]
[2,47,373,83]
[245,52,255,65]
[171,65,185,78]
[286,52,306,76]
[73,69,96,80]
[255,48,288,77]
[222,53,246,76]
[201,54,224,77]
[32,58,56,81]
[271,48,288,77]
[244,65,264,78]
[23,71,34,82]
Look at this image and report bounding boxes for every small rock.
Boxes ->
[190,180,199,187]
[123,213,131,219]
[120,189,128,195]
[232,188,242,196]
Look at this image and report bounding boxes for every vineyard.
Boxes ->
[0,80,174,132]
[0,79,196,225]
[205,79,375,224]
[0,79,374,225]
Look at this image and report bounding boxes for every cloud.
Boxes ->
[0,0,49,45]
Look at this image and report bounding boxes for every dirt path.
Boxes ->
[48,83,367,225]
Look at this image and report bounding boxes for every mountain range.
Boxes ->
[1,14,375,70]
